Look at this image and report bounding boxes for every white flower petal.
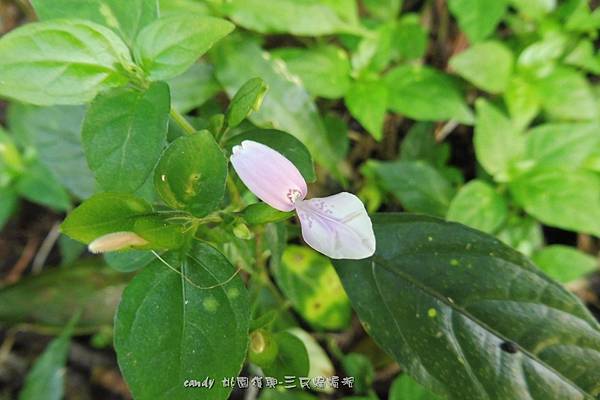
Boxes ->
[230,140,307,212]
[88,232,148,254]
[295,192,376,259]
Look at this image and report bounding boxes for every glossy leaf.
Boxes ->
[447,180,508,234]
[8,104,95,199]
[220,0,361,36]
[105,250,156,272]
[225,128,316,182]
[134,14,234,80]
[61,192,152,243]
[212,36,341,173]
[533,245,597,284]
[114,243,250,400]
[0,20,131,105]
[510,169,600,237]
[367,160,454,217]
[449,41,514,94]
[31,0,158,45]
[390,374,441,400]
[154,131,227,217]
[386,65,473,124]
[262,331,310,381]
[82,82,170,193]
[226,78,269,128]
[448,0,507,43]
[334,213,600,399]
[273,246,352,330]
[273,45,351,99]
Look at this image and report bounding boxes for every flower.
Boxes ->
[230,140,375,259]
[88,231,148,254]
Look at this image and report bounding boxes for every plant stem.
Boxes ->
[170,108,196,135]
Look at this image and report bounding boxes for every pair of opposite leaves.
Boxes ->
[90,140,376,260]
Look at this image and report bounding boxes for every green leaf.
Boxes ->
[61,192,152,244]
[132,216,185,250]
[220,0,361,36]
[504,75,541,130]
[167,63,221,114]
[0,20,131,105]
[342,353,374,395]
[134,14,234,80]
[8,104,95,199]
[447,180,508,233]
[30,0,158,45]
[389,374,441,400]
[474,99,524,179]
[533,245,597,284]
[241,203,294,225]
[82,82,170,193]
[0,261,128,330]
[288,328,336,392]
[114,243,249,400]
[510,168,600,237]
[0,187,18,229]
[565,40,600,75]
[19,317,76,400]
[517,32,567,75]
[399,122,450,167]
[345,78,388,141]
[448,0,507,43]
[262,331,310,381]
[273,45,351,99]
[105,250,155,272]
[155,131,227,217]
[386,65,473,124]
[523,122,600,170]
[496,214,543,258]
[363,0,402,20]
[16,161,71,211]
[509,0,556,19]
[226,78,269,128]
[395,14,428,61]
[535,66,597,121]
[334,213,600,399]
[367,160,454,217]
[213,36,341,173]
[449,41,514,94]
[273,246,352,330]
[225,128,316,182]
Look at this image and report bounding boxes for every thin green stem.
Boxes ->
[170,108,196,136]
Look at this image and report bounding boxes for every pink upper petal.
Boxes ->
[295,192,376,259]
[230,140,307,212]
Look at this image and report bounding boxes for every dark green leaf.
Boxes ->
[273,246,352,330]
[448,0,507,43]
[342,353,374,395]
[134,14,234,80]
[449,41,514,94]
[133,216,185,250]
[8,104,95,199]
[334,213,600,399]
[105,250,155,272]
[226,77,269,128]
[0,187,18,229]
[262,331,310,381]
[82,82,170,193]
[114,243,249,400]
[368,160,455,217]
[241,203,294,225]
[0,20,132,105]
[154,131,227,217]
[212,36,341,174]
[533,245,597,284]
[0,261,128,330]
[225,128,316,182]
[273,45,351,99]
[386,65,473,124]
[510,169,600,237]
[389,374,441,400]
[400,122,450,167]
[447,180,508,234]
[31,0,158,45]
[61,192,152,244]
